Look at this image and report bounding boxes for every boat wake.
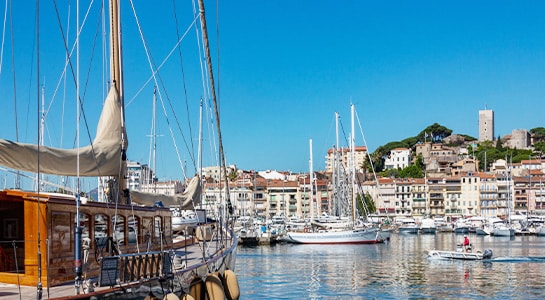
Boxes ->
[490,256,545,263]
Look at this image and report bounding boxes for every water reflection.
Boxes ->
[236,234,545,299]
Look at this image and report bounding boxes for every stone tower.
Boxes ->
[478,109,494,142]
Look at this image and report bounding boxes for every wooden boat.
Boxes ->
[0,0,239,299]
[427,245,493,261]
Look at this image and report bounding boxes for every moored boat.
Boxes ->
[0,0,239,298]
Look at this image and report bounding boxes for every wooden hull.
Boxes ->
[0,189,175,287]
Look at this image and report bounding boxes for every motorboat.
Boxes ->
[427,244,493,261]
[397,218,419,234]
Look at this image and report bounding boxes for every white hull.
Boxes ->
[493,226,515,237]
[286,227,383,244]
[427,249,493,261]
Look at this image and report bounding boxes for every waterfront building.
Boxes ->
[266,178,300,218]
[477,172,497,218]
[410,178,427,216]
[478,109,494,142]
[427,177,446,217]
[461,172,480,216]
[393,178,413,216]
[444,176,463,218]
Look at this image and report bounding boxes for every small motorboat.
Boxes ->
[427,244,493,261]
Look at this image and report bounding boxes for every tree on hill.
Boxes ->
[417,123,453,143]
[534,141,545,155]
[531,127,545,143]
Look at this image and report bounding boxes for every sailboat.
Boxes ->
[286,105,383,244]
[493,156,515,237]
[0,1,238,299]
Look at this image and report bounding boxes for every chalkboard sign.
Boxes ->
[99,256,119,287]
[163,252,172,276]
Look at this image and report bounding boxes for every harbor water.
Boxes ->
[235,233,545,299]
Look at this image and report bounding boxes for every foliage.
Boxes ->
[417,123,453,143]
[356,193,376,216]
[534,141,545,155]
[531,127,545,143]
[399,164,424,178]
[228,169,237,182]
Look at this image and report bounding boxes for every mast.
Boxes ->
[198,0,233,220]
[109,0,128,203]
[334,112,339,216]
[350,104,356,223]
[309,139,314,222]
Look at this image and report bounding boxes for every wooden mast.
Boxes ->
[109,0,128,203]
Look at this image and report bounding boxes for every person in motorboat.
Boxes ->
[463,235,471,252]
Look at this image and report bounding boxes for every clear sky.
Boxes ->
[217,0,545,173]
[1,1,545,185]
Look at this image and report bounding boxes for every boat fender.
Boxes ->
[144,293,159,300]
[180,295,196,300]
[189,277,205,300]
[163,293,181,300]
[205,273,226,300]
[221,269,241,300]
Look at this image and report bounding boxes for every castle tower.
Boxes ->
[478,109,494,142]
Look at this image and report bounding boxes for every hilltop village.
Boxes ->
[127,109,545,223]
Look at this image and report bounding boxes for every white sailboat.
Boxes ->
[0,1,238,299]
[287,105,383,244]
[493,157,515,237]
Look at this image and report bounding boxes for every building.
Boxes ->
[325,146,367,173]
[478,109,494,142]
[508,129,531,149]
[384,148,411,170]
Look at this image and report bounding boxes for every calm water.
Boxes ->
[235,233,545,299]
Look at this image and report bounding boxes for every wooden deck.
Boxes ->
[0,237,237,299]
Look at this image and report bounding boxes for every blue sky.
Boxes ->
[217,1,545,173]
[1,1,545,185]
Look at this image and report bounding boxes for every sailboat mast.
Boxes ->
[334,112,339,216]
[309,139,314,221]
[109,0,128,203]
[350,104,356,223]
[198,0,232,216]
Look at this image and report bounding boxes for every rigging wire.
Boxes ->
[127,0,199,178]
[170,0,195,160]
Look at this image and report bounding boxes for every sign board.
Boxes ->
[99,256,119,287]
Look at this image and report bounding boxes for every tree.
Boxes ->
[399,164,424,178]
[530,127,545,143]
[356,193,377,216]
[418,123,453,143]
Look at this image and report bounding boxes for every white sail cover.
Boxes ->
[0,88,126,176]
[130,175,202,210]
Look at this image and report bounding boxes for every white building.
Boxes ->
[384,148,411,170]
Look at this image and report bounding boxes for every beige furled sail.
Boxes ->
[131,175,201,209]
[0,87,126,177]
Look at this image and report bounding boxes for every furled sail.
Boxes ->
[130,175,202,210]
[0,87,126,176]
